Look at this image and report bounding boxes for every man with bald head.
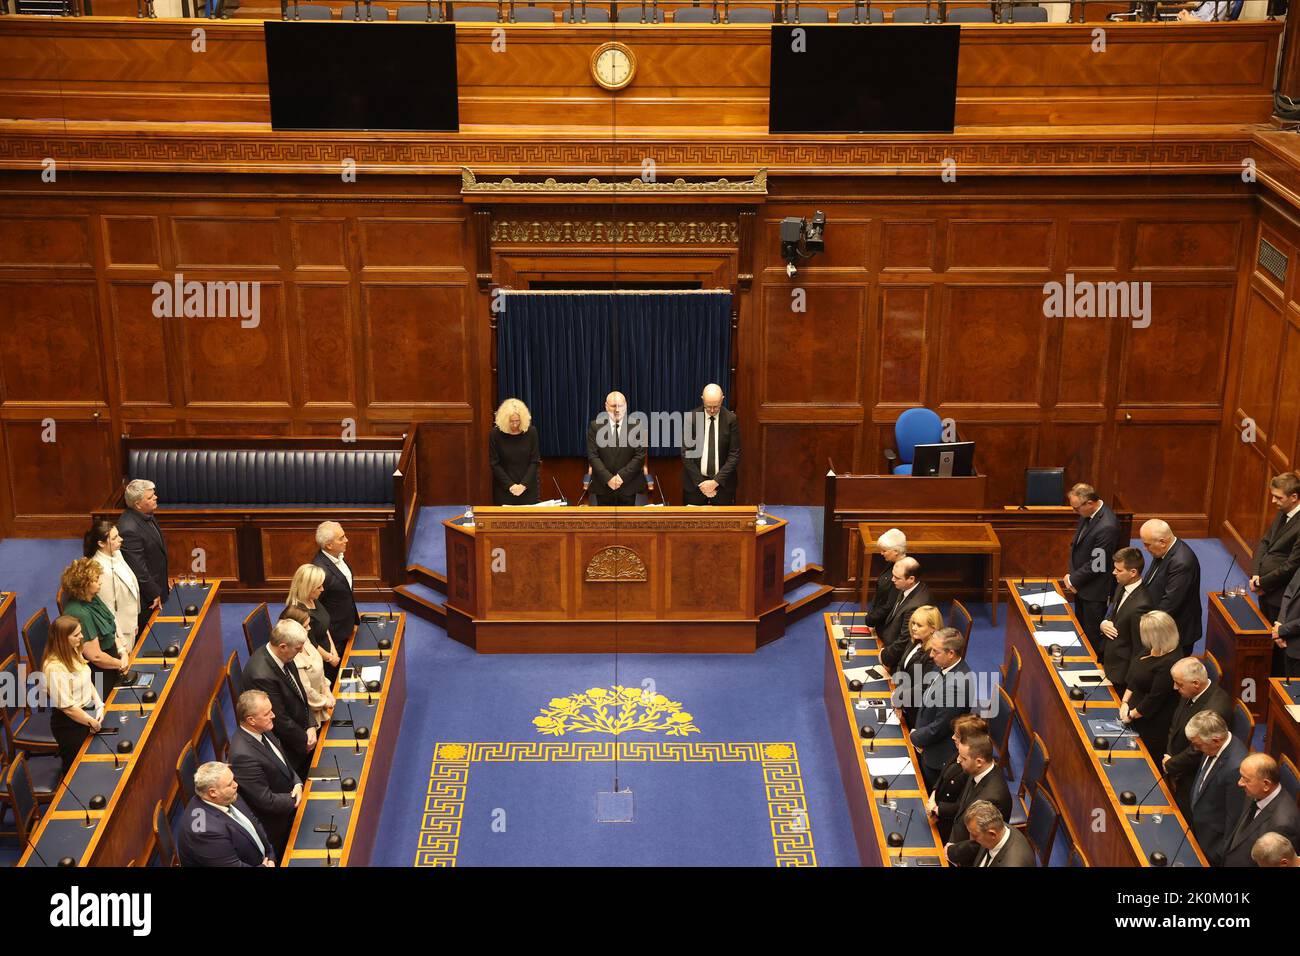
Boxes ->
[1139,518,1202,655]
[682,383,741,506]
[1223,753,1300,867]
[587,391,646,506]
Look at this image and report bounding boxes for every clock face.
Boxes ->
[592,44,634,90]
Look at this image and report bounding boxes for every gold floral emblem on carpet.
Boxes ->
[533,686,700,737]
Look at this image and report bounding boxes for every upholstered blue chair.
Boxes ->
[885,407,943,474]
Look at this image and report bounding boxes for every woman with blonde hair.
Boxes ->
[286,563,341,685]
[279,605,335,725]
[489,397,541,505]
[886,604,944,726]
[1121,609,1181,757]
[61,557,129,698]
[41,615,105,777]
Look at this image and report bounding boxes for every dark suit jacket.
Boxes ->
[1188,735,1249,866]
[1222,788,1300,867]
[1143,538,1202,651]
[312,550,359,648]
[1272,565,1300,660]
[973,825,1036,867]
[117,506,170,609]
[910,659,973,773]
[681,406,740,504]
[241,645,314,777]
[946,767,1015,866]
[586,417,646,498]
[1069,504,1123,603]
[1166,682,1234,809]
[932,758,969,845]
[878,582,935,670]
[893,639,934,728]
[1253,509,1300,614]
[227,726,302,854]
[177,795,274,867]
[864,568,898,631]
[1101,582,1151,690]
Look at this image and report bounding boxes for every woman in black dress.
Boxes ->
[489,398,541,505]
[1121,610,1181,758]
[287,564,341,686]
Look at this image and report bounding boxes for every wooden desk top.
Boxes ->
[860,521,1000,552]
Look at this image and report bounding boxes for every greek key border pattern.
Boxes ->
[413,741,815,867]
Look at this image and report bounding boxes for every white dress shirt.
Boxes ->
[980,826,1012,866]
[321,549,353,589]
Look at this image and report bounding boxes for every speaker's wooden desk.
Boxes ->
[443,506,787,653]
[860,522,1002,624]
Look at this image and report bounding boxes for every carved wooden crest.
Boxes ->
[585,546,647,582]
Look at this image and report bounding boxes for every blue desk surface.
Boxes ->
[24,818,101,867]
[876,797,933,849]
[160,583,214,618]
[1216,592,1269,632]
[1126,812,1204,867]
[54,757,130,815]
[352,615,399,652]
[1276,679,1300,706]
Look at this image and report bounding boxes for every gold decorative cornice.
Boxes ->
[461,166,767,201]
[490,219,739,244]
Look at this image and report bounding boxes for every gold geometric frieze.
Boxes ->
[490,219,740,244]
[585,545,647,582]
[462,166,767,197]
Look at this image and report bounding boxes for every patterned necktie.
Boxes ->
[284,660,307,703]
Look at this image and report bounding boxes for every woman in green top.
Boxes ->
[60,557,129,699]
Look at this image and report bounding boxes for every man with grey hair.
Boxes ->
[1185,710,1247,866]
[1251,832,1300,867]
[117,477,170,634]
[682,383,741,506]
[1139,518,1202,655]
[1164,655,1233,814]
[1224,753,1300,866]
[228,689,303,857]
[864,530,907,633]
[177,761,275,867]
[587,390,646,506]
[965,800,1035,867]
[240,619,317,779]
[312,520,358,652]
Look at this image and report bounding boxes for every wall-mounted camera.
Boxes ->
[780,211,826,278]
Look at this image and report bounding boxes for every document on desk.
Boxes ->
[845,664,890,684]
[1019,589,1069,609]
[1061,668,1110,689]
[865,756,914,777]
[361,665,383,683]
[1033,629,1081,649]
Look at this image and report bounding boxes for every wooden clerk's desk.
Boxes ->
[860,522,1002,624]
[443,506,787,653]
[1204,590,1273,721]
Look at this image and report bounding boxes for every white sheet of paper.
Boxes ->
[1287,704,1300,723]
[1020,589,1069,608]
[1034,631,1081,648]
[845,665,888,684]
[1060,668,1111,689]
[361,665,383,683]
[865,756,914,777]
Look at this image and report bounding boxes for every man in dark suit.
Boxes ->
[878,557,935,671]
[943,734,1013,866]
[1252,472,1300,623]
[1063,482,1123,654]
[965,800,1036,867]
[228,689,303,858]
[1223,753,1300,867]
[681,383,741,506]
[118,478,170,635]
[586,391,646,506]
[241,620,318,780]
[1184,711,1248,866]
[1163,656,1234,814]
[909,627,973,790]
[177,761,275,867]
[1140,518,1203,655]
[863,529,907,632]
[1098,547,1151,696]
[1271,563,1300,679]
[313,520,359,651]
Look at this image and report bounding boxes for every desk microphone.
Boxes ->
[1129,767,1170,816]
[325,812,343,855]
[56,776,103,828]
[860,723,877,753]
[576,474,591,507]
[1098,723,1136,766]
[332,700,356,729]
[551,476,568,506]
[654,476,668,507]
[119,681,147,716]
[334,754,356,803]
[889,807,916,863]
[1150,818,1194,867]
[1219,559,1241,598]
[386,603,396,622]
[90,726,123,770]
[23,832,52,867]
[873,764,913,808]
[147,623,176,671]
[1070,676,1104,712]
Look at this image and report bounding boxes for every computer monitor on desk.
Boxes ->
[910,441,975,477]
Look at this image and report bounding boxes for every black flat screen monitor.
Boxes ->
[768,24,959,134]
[911,441,975,477]
[264,22,459,132]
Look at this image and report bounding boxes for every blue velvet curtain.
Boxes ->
[497,292,732,457]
